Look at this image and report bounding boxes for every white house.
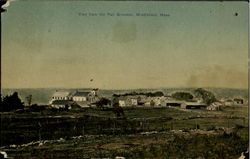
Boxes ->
[131,98,138,106]
[153,97,162,106]
[50,91,71,104]
[72,91,90,102]
[51,100,71,109]
[119,100,126,107]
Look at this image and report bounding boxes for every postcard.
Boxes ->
[0,1,249,159]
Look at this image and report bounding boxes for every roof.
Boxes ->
[52,91,71,97]
[73,91,90,97]
[51,100,71,105]
[75,101,89,107]
[233,98,244,101]
[117,96,128,100]
[183,102,206,106]
[166,100,183,103]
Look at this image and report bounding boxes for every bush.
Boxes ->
[0,92,24,112]
[171,92,194,101]
[194,88,217,105]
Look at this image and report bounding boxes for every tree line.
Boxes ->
[0,92,24,112]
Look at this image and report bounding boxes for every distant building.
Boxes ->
[114,96,139,107]
[233,98,244,105]
[207,102,222,111]
[72,91,90,102]
[49,89,98,109]
[71,90,98,107]
[116,96,127,107]
[166,100,182,107]
[50,91,72,104]
[224,99,234,106]
[150,97,160,106]
[51,100,72,109]
[119,100,126,107]
[131,98,138,106]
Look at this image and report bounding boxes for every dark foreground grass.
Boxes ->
[0,106,248,158]
[3,128,248,159]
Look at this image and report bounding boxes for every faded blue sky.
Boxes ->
[2,1,248,89]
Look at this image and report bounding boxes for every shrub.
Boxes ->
[0,92,24,112]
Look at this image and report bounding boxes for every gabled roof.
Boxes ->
[52,91,71,97]
[73,91,90,97]
[119,96,128,100]
[233,98,244,101]
[166,100,183,103]
[75,101,89,107]
[51,100,71,105]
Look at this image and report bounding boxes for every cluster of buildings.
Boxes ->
[48,89,247,110]
[111,93,247,110]
[222,98,245,106]
[205,97,246,110]
[112,94,207,109]
[49,89,98,109]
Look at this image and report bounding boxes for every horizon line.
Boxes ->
[1,86,248,90]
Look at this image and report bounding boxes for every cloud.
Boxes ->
[186,65,248,89]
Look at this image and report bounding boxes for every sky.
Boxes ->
[1,1,249,89]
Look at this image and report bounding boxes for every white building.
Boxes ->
[51,100,71,109]
[207,102,222,111]
[131,98,138,106]
[50,91,71,104]
[153,97,161,106]
[72,90,98,103]
[119,100,126,107]
[72,91,90,102]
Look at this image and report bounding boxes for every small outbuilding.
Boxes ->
[51,100,71,109]
[166,101,182,107]
[181,102,207,109]
[207,102,222,111]
[233,98,244,105]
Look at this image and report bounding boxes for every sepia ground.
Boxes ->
[0,105,248,159]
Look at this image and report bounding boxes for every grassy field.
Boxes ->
[2,128,248,159]
[0,105,248,159]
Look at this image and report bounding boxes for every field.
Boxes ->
[0,105,248,159]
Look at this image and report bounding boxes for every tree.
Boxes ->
[25,95,32,106]
[113,91,164,97]
[0,92,24,112]
[194,88,217,105]
[112,103,125,118]
[94,97,111,109]
[153,91,164,97]
[171,92,194,101]
[145,91,164,97]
